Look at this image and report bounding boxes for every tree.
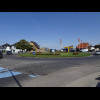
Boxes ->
[15,39,32,51]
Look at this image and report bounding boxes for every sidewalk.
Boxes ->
[20,65,100,87]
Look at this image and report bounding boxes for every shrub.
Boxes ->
[73,52,79,55]
[55,53,60,55]
[30,52,60,55]
[35,52,42,55]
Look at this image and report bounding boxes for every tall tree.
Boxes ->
[15,39,32,51]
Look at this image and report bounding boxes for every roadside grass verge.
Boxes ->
[18,52,91,58]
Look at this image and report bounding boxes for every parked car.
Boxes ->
[95,50,100,55]
[0,51,3,58]
[70,50,76,52]
[80,49,88,53]
[6,51,12,55]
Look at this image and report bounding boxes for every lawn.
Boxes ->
[18,52,91,58]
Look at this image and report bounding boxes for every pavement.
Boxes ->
[0,54,100,87]
[20,65,100,87]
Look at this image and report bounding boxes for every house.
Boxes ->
[50,49,56,52]
[1,43,11,51]
[88,45,95,52]
[30,41,50,52]
[0,43,22,53]
[40,47,49,52]
[0,46,4,51]
[30,41,40,52]
[94,45,100,51]
[11,45,22,53]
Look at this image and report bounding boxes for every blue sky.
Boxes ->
[0,12,100,49]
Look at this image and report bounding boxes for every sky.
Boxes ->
[0,12,100,49]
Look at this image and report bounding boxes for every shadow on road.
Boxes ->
[8,68,22,87]
[95,76,100,87]
[96,82,100,87]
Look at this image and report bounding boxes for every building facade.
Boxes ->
[30,41,40,52]
[76,42,90,49]
[30,41,49,52]
[94,45,100,51]
[0,43,22,53]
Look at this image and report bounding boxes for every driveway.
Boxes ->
[0,54,100,87]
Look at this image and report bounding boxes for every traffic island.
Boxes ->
[18,52,91,58]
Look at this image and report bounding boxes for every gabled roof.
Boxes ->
[30,41,40,49]
[2,43,11,47]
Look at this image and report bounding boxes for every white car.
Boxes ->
[95,50,100,55]
[80,49,88,52]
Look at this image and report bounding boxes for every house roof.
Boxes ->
[2,43,11,47]
[94,45,100,48]
[77,43,90,49]
[30,41,40,49]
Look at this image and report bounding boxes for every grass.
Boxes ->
[18,52,91,58]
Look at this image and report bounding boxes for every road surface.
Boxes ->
[0,54,100,87]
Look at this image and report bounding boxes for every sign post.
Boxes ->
[64,46,73,53]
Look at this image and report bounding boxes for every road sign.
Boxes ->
[64,46,73,53]
[33,52,35,55]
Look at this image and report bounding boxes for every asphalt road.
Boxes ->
[0,54,100,87]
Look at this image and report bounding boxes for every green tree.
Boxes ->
[15,39,32,51]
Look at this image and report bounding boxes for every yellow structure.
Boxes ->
[64,46,73,53]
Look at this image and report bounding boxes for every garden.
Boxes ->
[18,52,91,58]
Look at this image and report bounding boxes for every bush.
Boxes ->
[30,52,60,55]
[55,53,60,55]
[73,52,79,55]
[35,52,42,55]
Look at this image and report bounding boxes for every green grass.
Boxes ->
[18,52,91,58]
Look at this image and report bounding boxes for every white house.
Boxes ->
[1,43,22,53]
[11,46,22,53]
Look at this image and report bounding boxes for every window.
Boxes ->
[33,49,36,51]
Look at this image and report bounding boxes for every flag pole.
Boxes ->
[78,38,80,52]
[81,40,83,50]
[60,38,62,51]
